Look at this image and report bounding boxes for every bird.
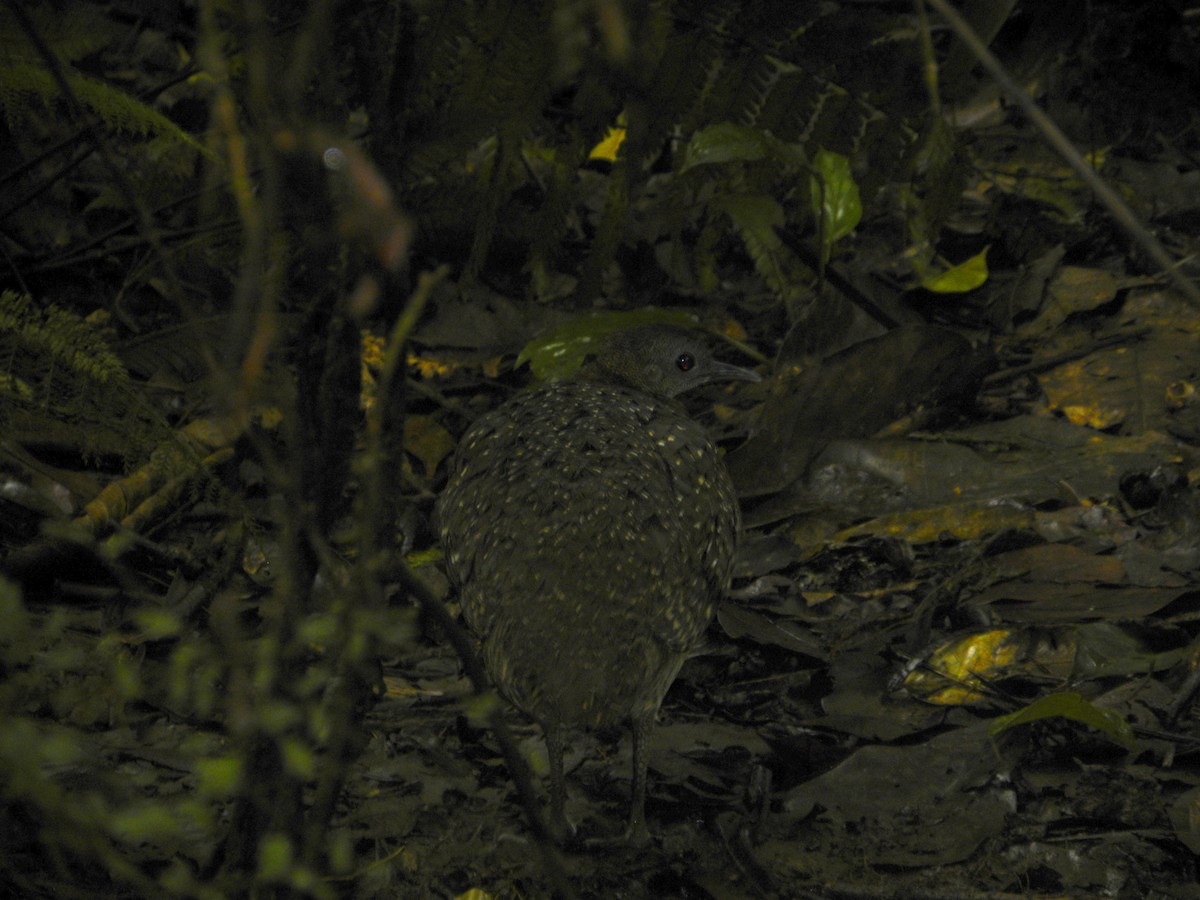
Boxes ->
[435,323,759,842]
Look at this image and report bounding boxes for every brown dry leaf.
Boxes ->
[1038,290,1200,434]
[990,542,1124,583]
[830,500,1036,544]
[785,417,1180,531]
[1169,787,1200,854]
[779,724,1009,866]
[1018,265,1121,337]
[980,582,1186,623]
[1042,354,1132,429]
[974,535,1188,623]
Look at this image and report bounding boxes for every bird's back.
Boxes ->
[437,377,740,728]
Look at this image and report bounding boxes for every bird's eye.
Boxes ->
[675,352,695,372]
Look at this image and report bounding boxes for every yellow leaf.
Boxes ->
[922,246,990,293]
[588,111,627,162]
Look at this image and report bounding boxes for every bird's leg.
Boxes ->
[625,713,654,846]
[544,723,573,843]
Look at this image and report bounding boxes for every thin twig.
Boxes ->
[922,0,1200,308]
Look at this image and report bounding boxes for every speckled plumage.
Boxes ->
[436,324,757,840]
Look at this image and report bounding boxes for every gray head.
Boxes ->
[584,324,760,398]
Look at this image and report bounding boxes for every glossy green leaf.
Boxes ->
[716,193,786,240]
[681,123,772,171]
[809,147,862,263]
[922,247,990,293]
[680,123,806,173]
[988,690,1136,749]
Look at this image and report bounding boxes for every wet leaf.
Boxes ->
[922,246,990,293]
[680,122,803,171]
[988,691,1136,749]
[1169,786,1200,854]
[904,628,1073,705]
[1072,622,1190,679]
[781,724,1009,866]
[809,148,861,264]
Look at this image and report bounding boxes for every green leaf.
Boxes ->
[516,309,699,381]
[988,691,1136,749]
[132,607,182,640]
[257,833,294,881]
[281,737,316,779]
[4,62,210,158]
[681,123,772,171]
[112,648,142,699]
[463,691,503,728]
[808,147,862,263]
[109,803,180,843]
[196,756,244,797]
[328,828,355,873]
[40,729,89,767]
[922,247,990,293]
[680,123,805,173]
[1073,622,1189,679]
[297,611,338,645]
[715,193,786,243]
[260,701,303,734]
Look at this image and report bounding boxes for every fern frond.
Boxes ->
[0,292,165,461]
[0,291,129,406]
[0,61,205,156]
